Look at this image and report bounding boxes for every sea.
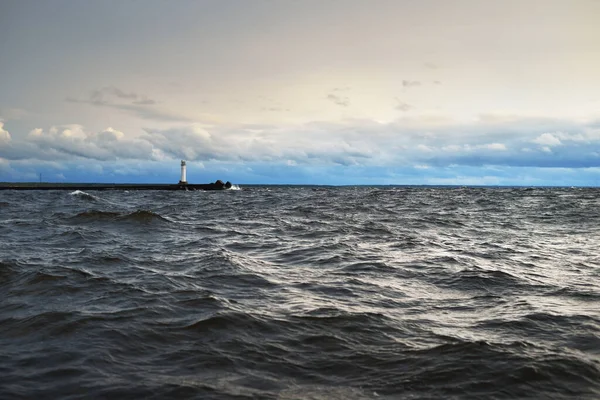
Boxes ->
[1,186,599,399]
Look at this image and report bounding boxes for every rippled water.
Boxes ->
[1,186,599,399]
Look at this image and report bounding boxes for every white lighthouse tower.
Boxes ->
[179,160,187,184]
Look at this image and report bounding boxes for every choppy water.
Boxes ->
[1,186,599,399]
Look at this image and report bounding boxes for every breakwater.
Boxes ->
[0,180,233,191]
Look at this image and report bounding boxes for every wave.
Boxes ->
[181,311,270,333]
[278,386,374,400]
[68,209,170,224]
[291,308,392,335]
[118,210,171,223]
[338,261,397,274]
[1,310,74,338]
[548,286,600,301]
[433,268,526,292]
[69,190,102,202]
[0,259,18,280]
[69,210,120,222]
[2,186,600,399]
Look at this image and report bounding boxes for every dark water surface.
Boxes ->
[1,186,599,399]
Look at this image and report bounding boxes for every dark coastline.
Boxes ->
[0,182,232,191]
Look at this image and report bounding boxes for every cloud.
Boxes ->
[0,114,600,185]
[402,80,421,88]
[0,108,27,120]
[532,132,562,146]
[107,87,140,100]
[2,114,600,172]
[486,143,507,151]
[135,115,600,169]
[4,125,154,161]
[107,103,192,122]
[262,107,290,112]
[395,98,413,112]
[67,87,190,122]
[326,93,350,107]
[142,121,380,166]
[86,86,156,104]
[0,121,11,143]
[132,98,157,105]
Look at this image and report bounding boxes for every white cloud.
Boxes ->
[442,143,506,152]
[549,129,600,143]
[97,127,125,142]
[24,125,154,161]
[532,133,562,146]
[2,113,600,170]
[0,122,11,143]
[443,144,463,152]
[28,128,43,138]
[485,143,507,151]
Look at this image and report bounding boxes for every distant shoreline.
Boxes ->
[0,182,596,190]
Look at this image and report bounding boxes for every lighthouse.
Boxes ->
[179,160,187,184]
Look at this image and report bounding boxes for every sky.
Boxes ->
[1,0,600,186]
